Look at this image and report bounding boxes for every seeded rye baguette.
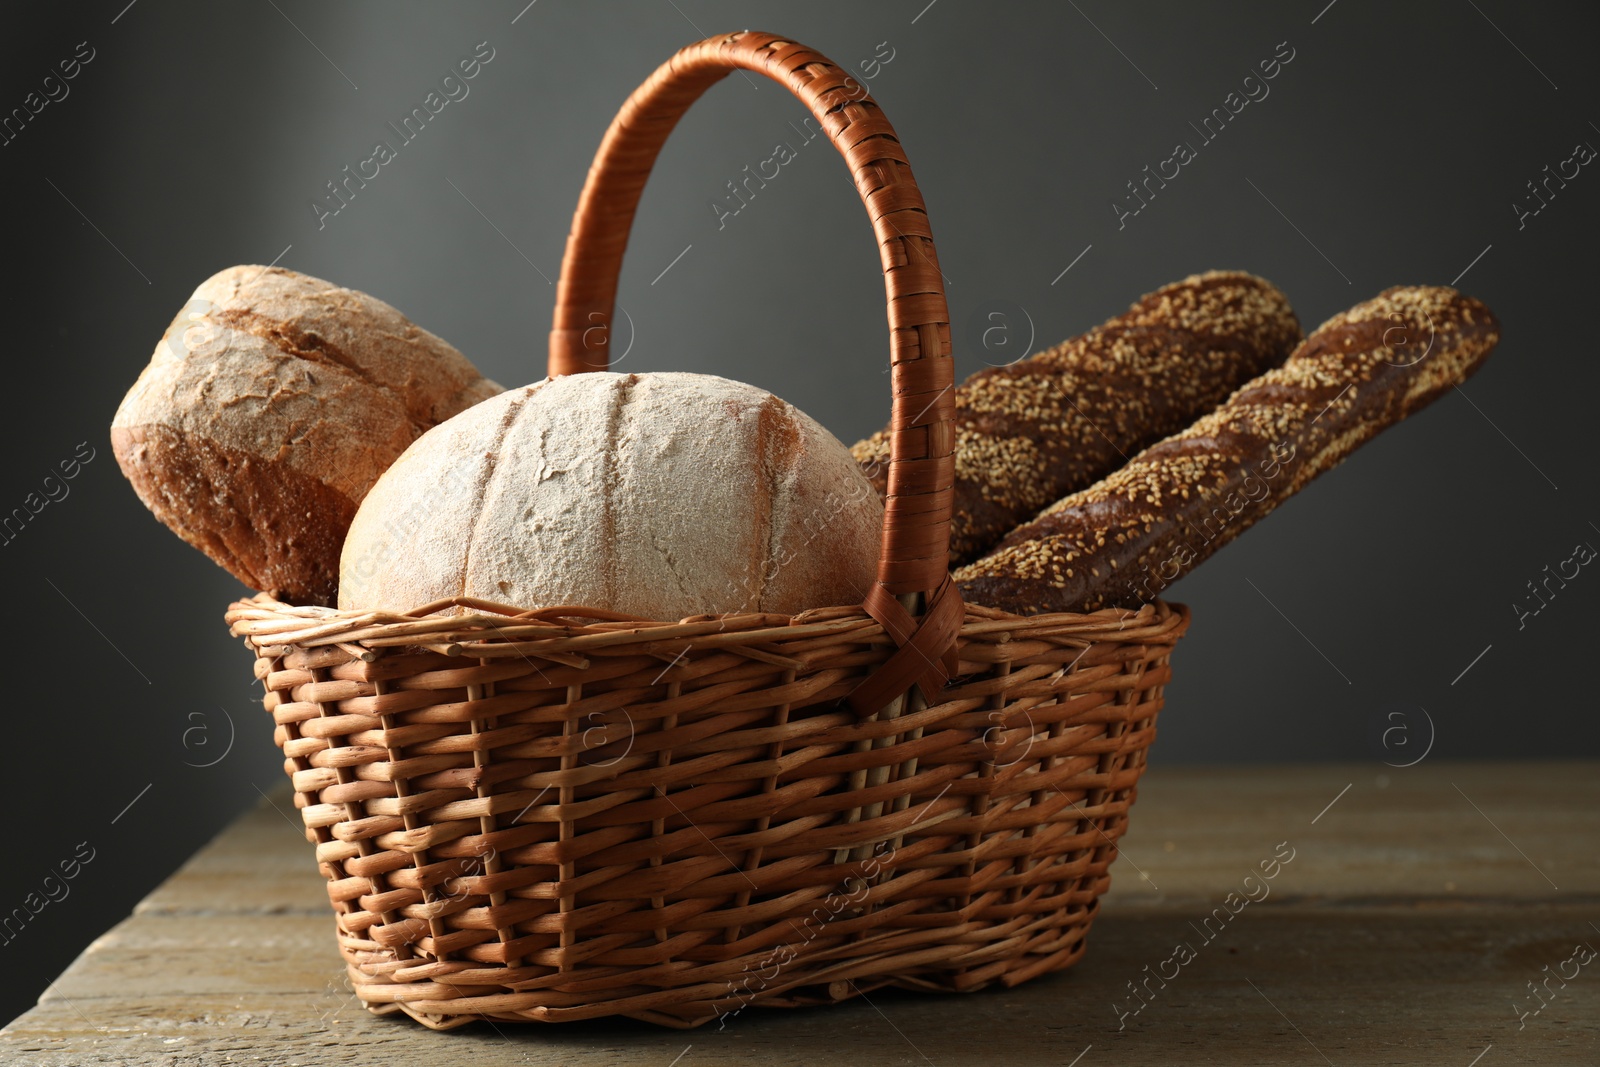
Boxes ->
[850,271,1302,565]
[954,286,1501,614]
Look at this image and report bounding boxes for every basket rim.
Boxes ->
[226,591,1191,657]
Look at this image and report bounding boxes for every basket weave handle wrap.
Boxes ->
[549,30,961,707]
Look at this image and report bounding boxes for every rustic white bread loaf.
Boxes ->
[339,371,884,619]
[111,265,502,605]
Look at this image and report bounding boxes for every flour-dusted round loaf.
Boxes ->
[339,371,885,619]
[111,265,502,605]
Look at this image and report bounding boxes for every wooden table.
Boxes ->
[5,762,1596,1065]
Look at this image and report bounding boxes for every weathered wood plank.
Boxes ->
[1107,761,1600,907]
[5,761,1596,1065]
[132,791,325,917]
[133,761,1600,917]
[6,908,1596,1065]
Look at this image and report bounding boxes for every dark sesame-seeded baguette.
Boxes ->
[955,286,1501,614]
[851,271,1301,565]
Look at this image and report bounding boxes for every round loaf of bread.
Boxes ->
[111,265,502,605]
[338,371,884,619]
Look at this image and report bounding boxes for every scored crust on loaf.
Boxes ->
[955,286,1501,614]
[111,265,502,605]
[339,372,885,619]
[191,266,501,428]
[850,270,1301,565]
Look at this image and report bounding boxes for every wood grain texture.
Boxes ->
[6,762,1597,1065]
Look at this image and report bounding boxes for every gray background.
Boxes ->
[2,0,1595,1023]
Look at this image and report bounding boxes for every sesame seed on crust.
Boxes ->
[956,286,1501,614]
[851,271,1301,564]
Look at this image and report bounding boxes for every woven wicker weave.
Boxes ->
[227,30,1191,1030]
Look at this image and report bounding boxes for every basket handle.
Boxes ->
[549,30,961,709]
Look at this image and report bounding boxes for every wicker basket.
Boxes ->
[227,29,1190,1030]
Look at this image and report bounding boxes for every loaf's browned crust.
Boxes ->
[111,266,502,605]
[850,271,1301,565]
[110,424,355,602]
[955,286,1501,614]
